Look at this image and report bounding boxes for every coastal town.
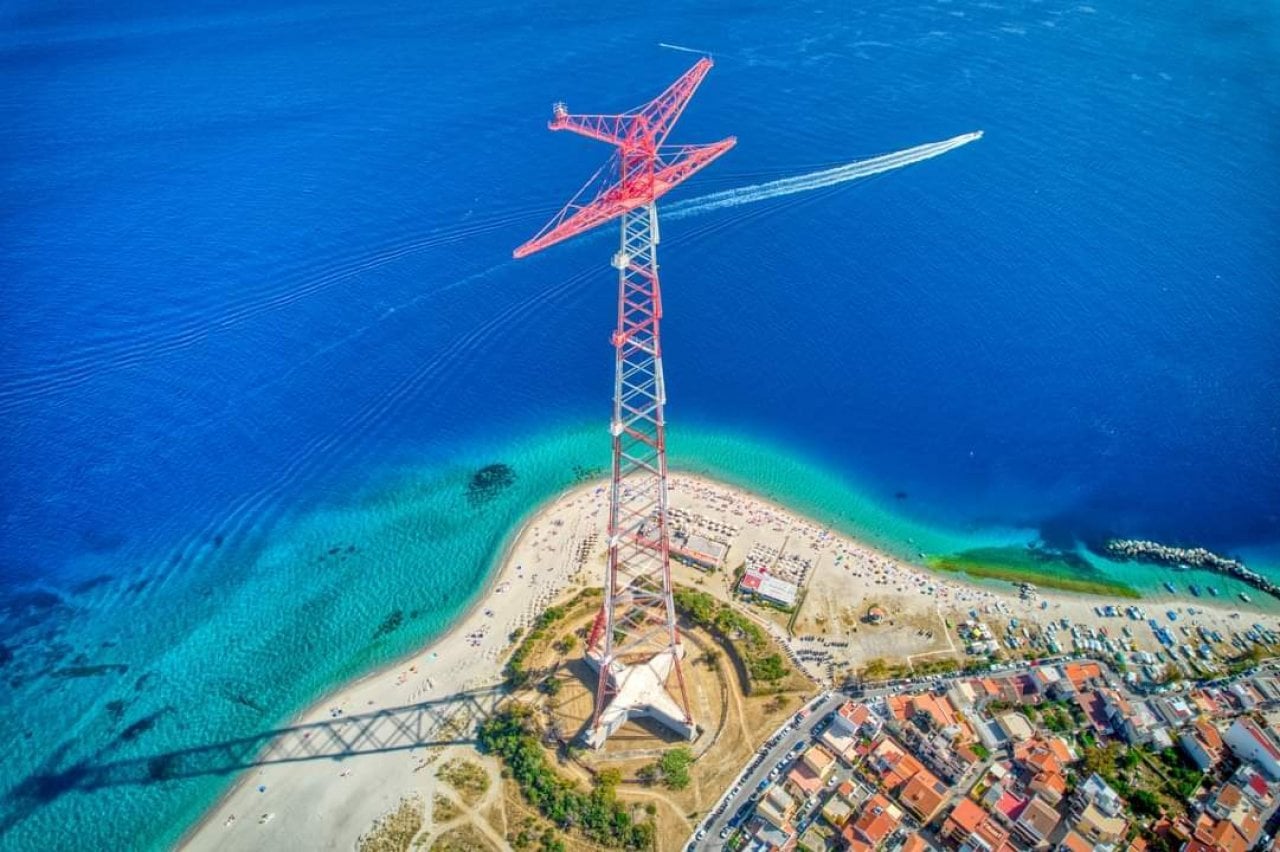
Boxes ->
[183,474,1280,852]
[697,658,1280,852]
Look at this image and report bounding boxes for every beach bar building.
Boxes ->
[739,568,799,607]
[670,532,728,571]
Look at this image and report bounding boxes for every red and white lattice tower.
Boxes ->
[514,59,734,748]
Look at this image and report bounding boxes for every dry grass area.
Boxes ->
[431,794,460,824]
[498,785,608,852]
[794,579,960,674]
[357,795,425,852]
[436,758,490,808]
[428,823,498,852]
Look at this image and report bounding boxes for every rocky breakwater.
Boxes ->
[1106,538,1280,602]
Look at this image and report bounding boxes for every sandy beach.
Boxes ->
[181,473,1280,850]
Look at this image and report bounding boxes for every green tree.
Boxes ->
[1082,741,1123,782]
[658,747,694,791]
[1130,789,1162,818]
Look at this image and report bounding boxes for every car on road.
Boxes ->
[719,826,731,839]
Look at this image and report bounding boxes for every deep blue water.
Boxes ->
[2,0,1278,847]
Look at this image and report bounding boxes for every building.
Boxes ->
[1068,774,1128,848]
[1056,831,1094,852]
[670,532,727,570]
[941,799,1010,852]
[995,712,1035,743]
[757,784,800,833]
[1233,764,1276,809]
[1011,795,1061,850]
[1180,719,1227,772]
[739,569,799,608]
[867,737,927,792]
[1187,812,1250,852]
[822,796,853,829]
[1225,717,1280,780]
[823,701,879,764]
[787,744,836,799]
[898,771,949,823]
[841,794,902,852]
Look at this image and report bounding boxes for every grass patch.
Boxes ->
[504,588,600,688]
[429,823,497,852]
[358,796,424,852]
[432,794,460,824]
[673,586,797,692]
[478,704,655,850]
[927,547,1140,598]
[437,759,490,808]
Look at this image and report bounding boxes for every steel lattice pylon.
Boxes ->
[514,59,734,748]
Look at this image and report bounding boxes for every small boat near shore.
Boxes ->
[1164,581,1176,594]
[1241,592,1253,603]
[1189,584,1201,597]
[1208,587,1220,597]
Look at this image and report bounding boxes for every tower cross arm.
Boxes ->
[632,57,714,148]
[652,139,737,196]
[547,57,715,151]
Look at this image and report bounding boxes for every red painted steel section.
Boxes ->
[513,59,735,259]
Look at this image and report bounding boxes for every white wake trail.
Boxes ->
[658,42,710,55]
[667,131,983,218]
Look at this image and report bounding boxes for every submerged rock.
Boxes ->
[118,706,173,743]
[572,464,604,484]
[72,574,113,595]
[373,609,405,640]
[48,663,129,679]
[466,463,516,506]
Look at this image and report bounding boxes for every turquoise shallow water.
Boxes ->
[2,422,1274,849]
[4,0,1278,847]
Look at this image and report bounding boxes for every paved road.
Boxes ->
[693,690,845,850]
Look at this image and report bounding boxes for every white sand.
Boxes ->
[182,474,1278,850]
[180,482,602,850]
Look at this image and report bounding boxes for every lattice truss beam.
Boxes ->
[512,59,734,746]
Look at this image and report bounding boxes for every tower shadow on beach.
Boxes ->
[0,685,505,837]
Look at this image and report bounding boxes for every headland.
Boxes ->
[180,472,1279,851]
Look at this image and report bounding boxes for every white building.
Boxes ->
[1225,718,1280,780]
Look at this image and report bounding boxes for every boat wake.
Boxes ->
[667,131,983,218]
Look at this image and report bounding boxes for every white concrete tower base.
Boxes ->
[583,645,698,750]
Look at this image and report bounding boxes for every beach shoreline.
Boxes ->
[180,471,1272,850]
[175,488,570,849]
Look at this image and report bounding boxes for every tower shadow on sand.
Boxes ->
[0,685,505,837]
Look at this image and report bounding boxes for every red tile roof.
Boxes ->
[899,773,947,821]
[845,793,899,847]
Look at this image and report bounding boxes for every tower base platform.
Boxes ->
[583,646,698,750]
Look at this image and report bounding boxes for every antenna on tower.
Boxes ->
[514,60,734,748]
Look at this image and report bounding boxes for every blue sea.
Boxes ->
[2,0,1277,847]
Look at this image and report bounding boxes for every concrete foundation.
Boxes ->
[583,645,698,749]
